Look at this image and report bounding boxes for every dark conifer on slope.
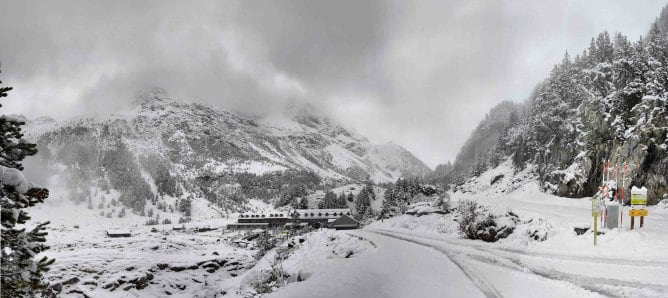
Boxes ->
[0,68,54,296]
[438,10,668,203]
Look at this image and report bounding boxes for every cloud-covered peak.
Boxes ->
[134,87,169,106]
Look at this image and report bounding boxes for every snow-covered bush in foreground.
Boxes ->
[432,193,452,213]
[455,200,519,242]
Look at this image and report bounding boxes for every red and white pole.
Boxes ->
[621,162,627,226]
[614,165,619,202]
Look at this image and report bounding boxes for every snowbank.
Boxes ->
[220,230,375,297]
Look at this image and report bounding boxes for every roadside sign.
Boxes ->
[629,209,648,217]
[630,186,647,205]
[591,198,601,216]
[629,187,649,230]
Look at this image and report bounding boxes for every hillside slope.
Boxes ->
[438,7,668,203]
[25,89,430,212]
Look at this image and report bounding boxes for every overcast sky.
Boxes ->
[0,1,665,168]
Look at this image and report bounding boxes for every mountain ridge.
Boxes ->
[25,91,431,212]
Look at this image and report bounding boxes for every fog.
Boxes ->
[1,0,664,167]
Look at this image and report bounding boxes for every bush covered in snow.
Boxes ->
[250,265,287,294]
[432,193,452,213]
[656,195,668,213]
[455,200,519,242]
[254,233,277,260]
[523,218,551,242]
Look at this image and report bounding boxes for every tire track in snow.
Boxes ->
[493,246,668,268]
[367,230,502,298]
[369,229,668,297]
[372,228,668,268]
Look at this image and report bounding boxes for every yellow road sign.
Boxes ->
[630,196,647,205]
[630,187,647,205]
[629,209,648,217]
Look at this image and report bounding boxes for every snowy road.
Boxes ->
[366,228,668,298]
[268,230,485,298]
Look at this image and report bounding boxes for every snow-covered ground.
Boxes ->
[267,230,483,298]
[360,169,668,297]
[219,229,378,297]
[257,161,668,297]
[27,159,668,297]
[30,200,257,297]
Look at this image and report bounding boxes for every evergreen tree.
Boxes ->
[596,31,614,63]
[354,188,371,220]
[0,69,54,296]
[647,22,668,63]
[298,197,308,209]
[335,193,348,208]
[587,37,598,66]
[179,197,192,217]
[613,32,633,60]
[364,181,376,201]
[318,191,337,209]
[381,184,397,215]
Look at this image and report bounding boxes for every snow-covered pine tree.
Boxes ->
[596,31,614,63]
[318,190,336,209]
[354,188,371,220]
[179,197,192,217]
[0,69,54,296]
[381,184,396,216]
[298,197,308,209]
[337,193,347,208]
[364,180,375,201]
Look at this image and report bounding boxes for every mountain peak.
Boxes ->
[134,87,170,106]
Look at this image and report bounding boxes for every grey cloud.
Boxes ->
[0,0,664,167]
[221,0,391,99]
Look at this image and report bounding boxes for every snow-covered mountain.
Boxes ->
[25,89,430,212]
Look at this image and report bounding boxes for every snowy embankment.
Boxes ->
[257,230,485,298]
[219,230,376,297]
[366,161,668,297]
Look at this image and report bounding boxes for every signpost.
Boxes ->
[592,197,601,245]
[630,186,648,229]
[590,160,650,245]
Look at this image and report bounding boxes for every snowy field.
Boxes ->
[30,200,257,297]
[27,161,668,297]
[249,162,668,297]
[361,185,668,296]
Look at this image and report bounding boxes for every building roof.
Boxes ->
[238,213,289,219]
[291,208,351,214]
[290,208,352,219]
[330,215,360,227]
[227,223,269,226]
[106,229,131,235]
